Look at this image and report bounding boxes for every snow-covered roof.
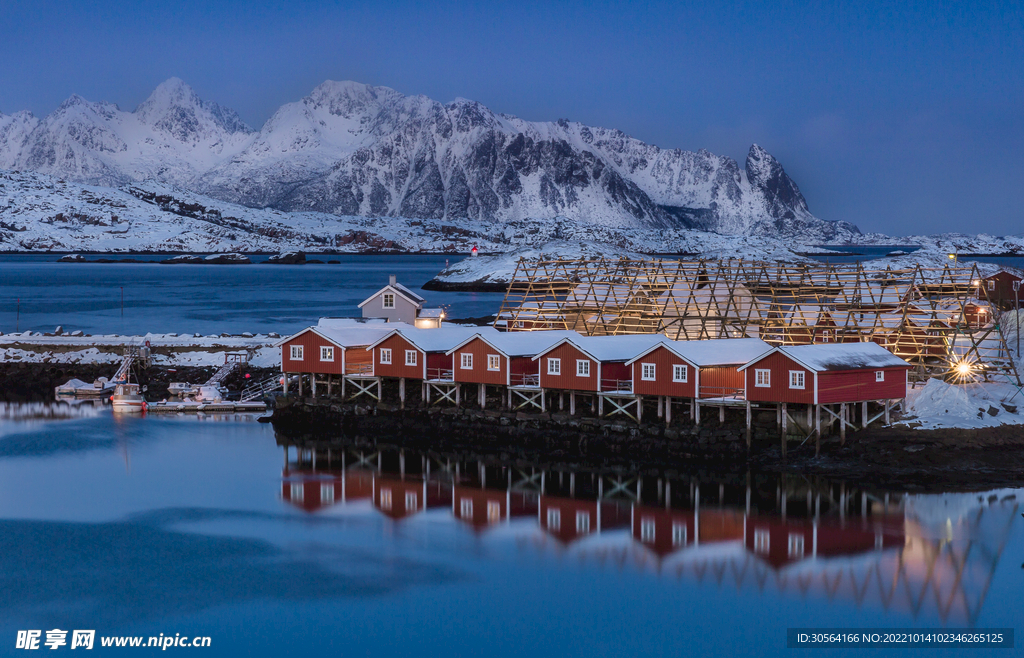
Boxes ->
[535,334,669,362]
[418,308,445,318]
[626,337,770,367]
[356,283,425,309]
[740,342,910,372]
[367,324,501,352]
[446,330,581,357]
[274,319,406,348]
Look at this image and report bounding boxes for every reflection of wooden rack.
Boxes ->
[496,258,1020,382]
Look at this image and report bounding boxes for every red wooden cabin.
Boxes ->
[627,338,770,400]
[740,342,911,405]
[534,335,667,393]
[276,320,395,378]
[367,326,493,381]
[445,331,578,387]
[980,271,1023,309]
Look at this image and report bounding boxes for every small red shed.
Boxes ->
[627,338,770,400]
[445,330,578,387]
[739,342,911,405]
[533,335,667,393]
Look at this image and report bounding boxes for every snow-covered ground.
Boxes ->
[900,378,1024,430]
[0,332,281,368]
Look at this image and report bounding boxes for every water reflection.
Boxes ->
[278,439,1018,626]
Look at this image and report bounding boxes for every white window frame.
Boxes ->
[640,518,656,543]
[405,491,418,511]
[788,533,805,559]
[672,522,687,547]
[547,508,561,531]
[672,364,688,383]
[320,483,334,505]
[380,348,392,365]
[755,369,771,387]
[460,498,473,519]
[487,500,501,523]
[382,293,395,309]
[576,359,590,377]
[379,488,392,511]
[405,350,418,366]
[754,528,770,554]
[875,370,885,382]
[987,280,995,291]
[289,345,303,360]
[576,511,591,534]
[789,370,805,389]
[641,363,656,381]
[547,357,561,376]
[290,482,303,502]
[320,346,334,362]
[487,354,500,371]
[460,353,473,369]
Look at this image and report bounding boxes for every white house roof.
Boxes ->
[739,342,910,372]
[272,321,402,349]
[418,308,446,318]
[356,283,426,309]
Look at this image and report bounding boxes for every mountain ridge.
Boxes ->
[0,79,859,239]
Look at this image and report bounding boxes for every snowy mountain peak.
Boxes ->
[135,78,252,140]
[745,143,810,219]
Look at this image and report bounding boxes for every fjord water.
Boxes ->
[0,254,501,336]
[0,409,1019,656]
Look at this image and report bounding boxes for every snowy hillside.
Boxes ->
[0,78,858,240]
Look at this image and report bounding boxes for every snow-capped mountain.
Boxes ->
[0,79,858,239]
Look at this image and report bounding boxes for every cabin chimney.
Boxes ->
[389,274,396,286]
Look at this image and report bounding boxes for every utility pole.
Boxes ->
[1014,280,1021,358]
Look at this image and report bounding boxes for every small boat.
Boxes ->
[55,377,115,398]
[168,382,194,398]
[111,381,146,414]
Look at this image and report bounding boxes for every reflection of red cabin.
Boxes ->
[280,468,374,513]
[452,485,538,531]
[745,515,904,569]
[373,475,429,520]
[631,507,747,557]
[741,343,911,404]
[539,495,631,545]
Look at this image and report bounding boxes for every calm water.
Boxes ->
[809,245,1024,269]
[0,408,1019,656]
[0,254,502,336]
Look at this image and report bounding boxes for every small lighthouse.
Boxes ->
[471,245,479,257]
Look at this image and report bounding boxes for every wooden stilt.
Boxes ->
[311,376,316,398]
[840,402,847,445]
[282,370,288,395]
[666,397,672,425]
[327,375,333,396]
[719,405,725,423]
[376,379,381,401]
[480,384,486,409]
[815,404,821,457]
[570,392,576,415]
[399,377,405,409]
[298,374,303,396]
[862,401,868,428]
[541,389,546,412]
[780,402,788,456]
[455,384,461,407]
[598,394,604,416]
[884,399,891,425]
[695,400,700,426]
[637,397,643,423]
[745,401,752,448]
[657,396,663,418]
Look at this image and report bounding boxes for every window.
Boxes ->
[405,492,418,511]
[754,528,770,554]
[290,483,304,502]
[547,358,561,375]
[821,330,832,343]
[320,346,334,362]
[641,363,656,381]
[487,354,500,371]
[379,488,392,511]
[672,523,687,547]
[405,350,418,366]
[673,364,688,382]
[789,370,805,389]
[576,511,591,534]
[755,369,771,387]
[788,533,805,559]
[987,280,995,291]
[547,508,561,531]
[382,293,395,309]
[875,370,885,382]
[289,345,303,360]
[321,484,334,505]
[576,359,590,377]
[460,353,473,369]
[380,348,392,364]
[460,498,473,519]
[487,501,501,523]
[640,518,656,543]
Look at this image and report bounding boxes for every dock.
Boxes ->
[147,400,268,414]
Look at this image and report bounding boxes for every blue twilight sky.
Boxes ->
[1,0,1022,237]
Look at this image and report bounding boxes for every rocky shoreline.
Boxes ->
[270,397,1024,491]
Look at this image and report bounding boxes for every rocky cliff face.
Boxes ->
[0,79,858,239]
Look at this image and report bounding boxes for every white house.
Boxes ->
[358,275,446,328]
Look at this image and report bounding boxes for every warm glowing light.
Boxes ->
[972,279,980,286]
[947,253,956,260]
[955,362,972,376]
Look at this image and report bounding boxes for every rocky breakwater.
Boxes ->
[270,396,787,469]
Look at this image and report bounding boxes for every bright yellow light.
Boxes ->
[972,279,980,286]
[955,362,972,376]
[948,253,956,259]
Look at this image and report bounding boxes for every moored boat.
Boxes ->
[111,381,146,414]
